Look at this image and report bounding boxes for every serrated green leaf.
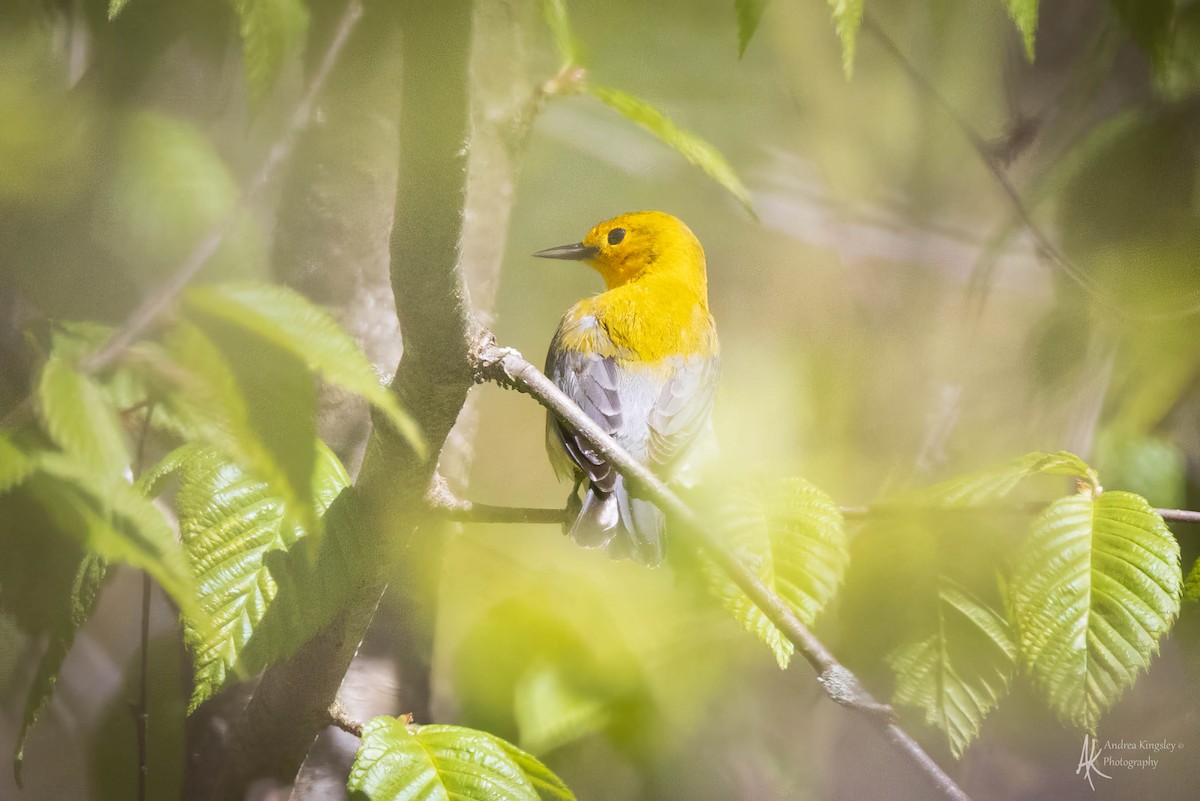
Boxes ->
[13,554,105,786]
[705,478,847,668]
[183,283,423,455]
[1001,0,1040,61]
[107,0,131,20]
[587,85,755,215]
[177,443,349,710]
[539,0,581,65]
[0,434,35,493]
[1110,0,1176,74]
[497,739,578,801]
[161,316,319,537]
[1012,491,1181,732]
[888,581,1016,758]
[736,0,770,57]
[230,0,309,106]
[349,717,570,801]
[827,0,864,78]
[37,355,129,478]
[1185,557,1200,602]
[137,443,203,498]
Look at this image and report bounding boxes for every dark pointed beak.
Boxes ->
[532,242,598,261]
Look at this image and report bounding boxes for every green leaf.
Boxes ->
[496,740,578,801]
[1011,491,1181,732]
[1185,557,1200,603]
[1094,430,1186,509]
[183,283,423,455]
[176,444,351,710]
[0,434,36,493]
[705,478,847,668]
[1110,0,1176,74]
[13,554,105,786]
[348,717,573,801]
[230,0,310,106]
[37,355,129,478]
[27,457,206,629]
[888,580,1016,758]
[1000,0,1040,61]
[513,661,611,757]
[160,317,319,537]
[107,0,131,20]
[827,0,864,78]
[539,0,582,65]
[888,450,1098,509]
[587,85,755,215]
[736,0,770,57]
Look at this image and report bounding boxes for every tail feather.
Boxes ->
[568,476,665,567]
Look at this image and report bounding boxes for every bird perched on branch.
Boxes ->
[535,211,720,566]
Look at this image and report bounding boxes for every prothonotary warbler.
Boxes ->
[535,211,720,566]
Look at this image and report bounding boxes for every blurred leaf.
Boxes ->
[94,112,267,287]
[587,85,755,215]
[160,317,319,537]
[1011,491,1181,732]
[1186,557,1200,602]
[0,434,36,493]
[13,554,105,786]
[137,443,202,498]
[539,0,581,65]
[1094,429,1186,508]
[888,580,1015,758]
[37,355,129,478]
[736,0,769,57]
[175,443,349,710]
[513,661,611,756]
[1001,0,1040,61]
[887,450,1098,508]
[183,283,423,454]
[1158,3,1200,99]
[827,0,864,78]
[1056,104,1200,312]
[348,717,573,801]
[230,0,309,106]
[1110,0,1176,74]
[704,478,847,668]
[26,457,205,628]
[108,0,131,20]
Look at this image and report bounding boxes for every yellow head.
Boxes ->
[534,211,707,292]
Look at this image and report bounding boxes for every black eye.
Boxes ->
[607,228,626,245]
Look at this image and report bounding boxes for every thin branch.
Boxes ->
[327,701,365,738]
[426,478,568,525]
[132,404,155,801]
[860,17,1200,321]
[469,335,971,801]
[78,2,364,375]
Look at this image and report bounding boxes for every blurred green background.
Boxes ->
[2,0,1199,799]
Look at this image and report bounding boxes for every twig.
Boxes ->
[79,1,365,375]
[860,18,1200,321]
[426,478,568,524]
[327,701,365,738]
[133,404,155,801]
[469,335,970,801]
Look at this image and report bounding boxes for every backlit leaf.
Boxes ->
[183,283,423,454]
[828,0,864,78]
[587,85,755,215]
[176,443,350,710]
[1001,0,1040,61]
[705,478,847,668]
[888,580,1016,758]
[348,717,573,801]
[0,435,35,493]
[230,0,309,106]
[1011,491,1181,732]
[37,355,129,478]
